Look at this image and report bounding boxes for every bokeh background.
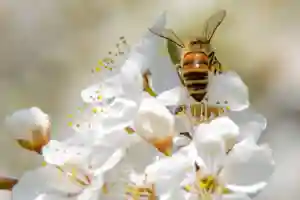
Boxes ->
[0,0,299,199]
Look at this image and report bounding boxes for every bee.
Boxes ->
[148,10,228,124]
[149,10,226,103]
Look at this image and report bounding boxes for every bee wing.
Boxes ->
[149,28,183,65]
[148,28,185,48]
[167,37,182,65]
[202,10,226,41]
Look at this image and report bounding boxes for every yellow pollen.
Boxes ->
[98,60,105,66]
[97,95,102,100]
[95,66,101,72]
[198,175,217,192]
[92,107,98,114]
[102,183,109,194]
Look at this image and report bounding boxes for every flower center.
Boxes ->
[197,175,218,194]
[125,184,156,200]
[183,174,231,199]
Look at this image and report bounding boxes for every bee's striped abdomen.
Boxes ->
[181,52,209,102]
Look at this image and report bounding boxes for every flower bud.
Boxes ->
[5,107,50,154]
[134,97,175,156]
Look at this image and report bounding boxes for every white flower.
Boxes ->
[220,139,274,197]
[100,139,170,199]
[12,165,84,200]
[143,117,274,200]
[145,144,196,195]
[187,139,273,199]
[5,107,50,153]
[14,146,127,200]
[194,116,239,153]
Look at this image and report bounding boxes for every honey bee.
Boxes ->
[148,10,227,124]
[149,10,226,103]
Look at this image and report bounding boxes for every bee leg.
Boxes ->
[184,103,200,136]
[214,59,223,74]
[175,64,185,85]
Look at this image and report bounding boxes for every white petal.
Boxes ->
[86,130,139,171]
[69,98,137,134]
[12,166,82,200]
[193,136,226,175]
[173,135,191,149]
[128,12,168,73]
[33,193,71,200]
[150,11,167,33]
[125,139,160,173]
[82,59,143,106]
[97,97,139,133]
[131,11,181,94]
[42,140,92,167]
[148,46,182,95]
[80,80,121,105]
[156,86,188,106]
[159,187,189,200]
[222,193,251,200]
[76,189,99,200]
[207,71,249,111]
[221,138,275,195]
[228,108,267,142]
[5,107,50,140]
[94,148,125,176]
[134,97,175,139]
[119,60,143,102]
[145,146,194,194]
[43,129,134,172]
[194,116,239,152]
[174,115,193,134]
[93,128,141,149]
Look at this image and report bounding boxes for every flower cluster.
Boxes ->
[1,12,274,200]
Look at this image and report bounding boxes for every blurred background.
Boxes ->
[0,0,300,199]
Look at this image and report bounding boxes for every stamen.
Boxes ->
[56,166,91,187]
[125,183,156,200]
